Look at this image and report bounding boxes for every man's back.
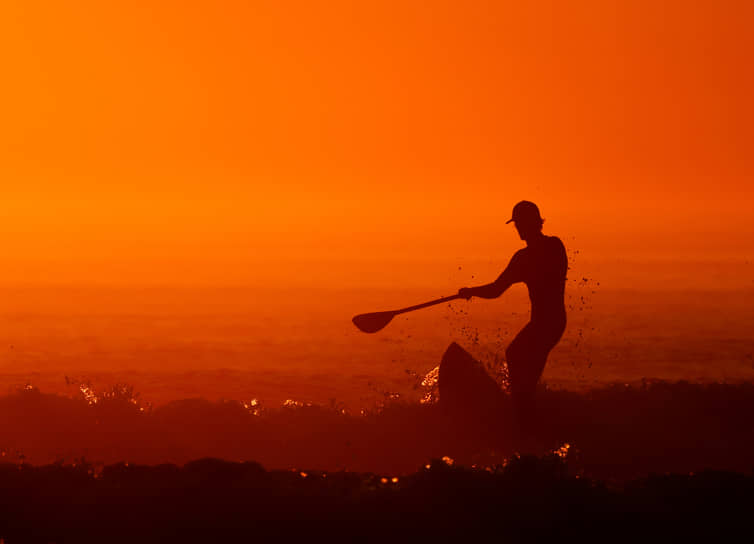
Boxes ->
[501,235,567,324]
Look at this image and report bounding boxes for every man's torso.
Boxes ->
[508,236,567,324]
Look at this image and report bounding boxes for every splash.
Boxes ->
[552,442,571,459]
[282,399,312,409]
[419,365,440,404]
[242,398,263,416]
[79,383,99,405]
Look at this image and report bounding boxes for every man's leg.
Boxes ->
[505,325,548,445]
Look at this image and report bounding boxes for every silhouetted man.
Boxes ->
[453,201,567,437]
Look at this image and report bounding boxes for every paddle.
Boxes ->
[352,294,462,333]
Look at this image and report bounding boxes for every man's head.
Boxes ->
[506,200,544,241]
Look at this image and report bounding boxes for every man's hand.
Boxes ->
[458,287,474,300]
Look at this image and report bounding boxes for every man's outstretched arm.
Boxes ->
[457,253,522,300]
[458,275,514,300]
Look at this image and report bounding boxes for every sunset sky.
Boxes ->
[2,0,752,287]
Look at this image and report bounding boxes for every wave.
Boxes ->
[1,380,752,481]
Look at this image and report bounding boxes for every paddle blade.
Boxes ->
[352,311,395,333]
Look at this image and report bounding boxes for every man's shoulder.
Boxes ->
[546,235,566,252]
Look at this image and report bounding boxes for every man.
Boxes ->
[451,200,567,435]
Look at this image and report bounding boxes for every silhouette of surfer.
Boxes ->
[445,201,567,438]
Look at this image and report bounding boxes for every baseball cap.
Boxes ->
[505,200,541,224]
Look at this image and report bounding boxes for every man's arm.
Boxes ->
[459,274,514,300]
[458,253,522,300]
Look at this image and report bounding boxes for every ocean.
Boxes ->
[1,282,752,409]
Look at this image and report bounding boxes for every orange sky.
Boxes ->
[2,0,752,287]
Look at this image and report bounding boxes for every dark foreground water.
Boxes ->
[1,456,751,543]
[1,381,752,542]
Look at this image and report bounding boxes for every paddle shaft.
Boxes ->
[391,294,461,316]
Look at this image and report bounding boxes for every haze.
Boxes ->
[2,0,752,288]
